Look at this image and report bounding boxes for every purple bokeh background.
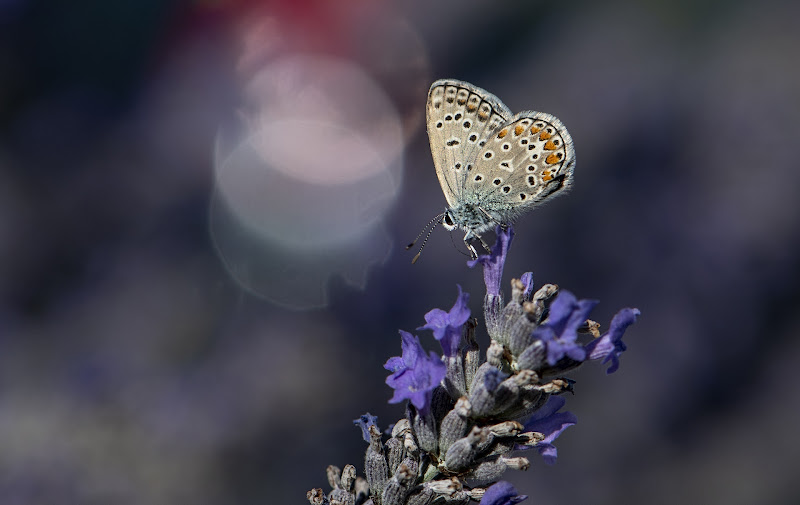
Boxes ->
[2,1,800,504]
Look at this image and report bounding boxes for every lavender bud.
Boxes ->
[327,465,354,505]
[488,420,524,438]
[399,456,419,478]
[329,488,354,505]
[505,313,537,356]
[438,397,472,455]
[354,477,369,504]
[516,340,546,370]
[465,455,530,486]
[307,488,329,505]
[406,486,435,505]
[391,418,420,461]
[485,342,506,369]
[365,425,389,500]
[462,318,481,395]
[381,462,417,505]
[383,493,412,505]
[326,465,341,490]
[431,386,455,427]
[500,387,546,421]
[468,365,508,417]
[442,354,466,399]
[510,277,527,304]
[484,291,504,343]
[409,404,438,455]
[425,477,461,497]
[534,378,574,394]
[444,489,472,504]
[391,418,411,438]
[385,436,405,474]
[474,421,524,456]
[466,487,486,502]
[340,465,356,492]
[472,369,535,418]
[515,430,546,447]
[444,426,485,473]
[529,284,558,321]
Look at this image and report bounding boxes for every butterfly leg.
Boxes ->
[477,234,492,253]
[462,231,477,258]
[462,231,491,259]
[465,241,478,259]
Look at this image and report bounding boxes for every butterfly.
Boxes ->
[409,79,575,262]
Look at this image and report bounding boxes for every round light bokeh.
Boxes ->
[211,53,404,308]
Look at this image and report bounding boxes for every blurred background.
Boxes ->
[2,0,800,503]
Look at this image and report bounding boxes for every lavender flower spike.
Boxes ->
[585,307,640,374]
[468,225,514,297]
[384,331,446,415]
[418,284,471,357]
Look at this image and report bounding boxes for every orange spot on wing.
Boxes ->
[514,124,525,135]
[467,103,478,112]
[538,131,552,141]
[542,170,553,181]
[498,128,508,138]
[530,126,541,134]
[544,140,557,150]
[545,154,560,165]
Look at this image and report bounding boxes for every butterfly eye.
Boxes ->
[442,212,457,230]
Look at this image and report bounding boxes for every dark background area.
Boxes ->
[2,0,800,504]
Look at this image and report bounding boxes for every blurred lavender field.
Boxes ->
[2,0,799,504]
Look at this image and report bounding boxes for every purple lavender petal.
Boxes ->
[484,366,506,391]
[418,285,471,357]
[467,226,514,296]
[384,331,446,414]
[585,307,640,374]
[352,413,379,443]
[383,356,405,373]
[480,481,528,505]
[533,291,596,365]
[522,396,577,465]
[519,271,534,300]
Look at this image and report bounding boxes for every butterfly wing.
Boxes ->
[426,79,513,207]
[464,111,575,224]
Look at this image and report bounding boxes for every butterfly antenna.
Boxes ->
[406,214,441,250]
[408,213,444,264]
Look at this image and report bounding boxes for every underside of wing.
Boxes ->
[426,79,513,207]
[464,110,576,223]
